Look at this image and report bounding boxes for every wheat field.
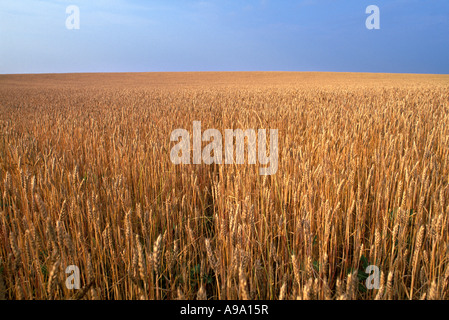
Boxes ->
[0,72,448,300]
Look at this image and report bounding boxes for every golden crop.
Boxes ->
[0,72,448,300]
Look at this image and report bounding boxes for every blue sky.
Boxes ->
[1,0,448,74]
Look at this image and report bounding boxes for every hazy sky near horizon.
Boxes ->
[1,0,448,74]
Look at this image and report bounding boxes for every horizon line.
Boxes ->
[1,70,449,76]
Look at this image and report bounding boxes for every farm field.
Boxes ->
[0,71,448,300]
